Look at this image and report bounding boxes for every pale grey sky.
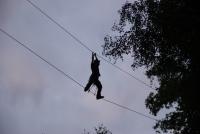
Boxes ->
[0,0,160,134]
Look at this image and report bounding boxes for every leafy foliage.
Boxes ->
[103,0,200,133]
[83,124,112,134]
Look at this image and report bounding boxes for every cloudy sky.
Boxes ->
[0,0,161,133]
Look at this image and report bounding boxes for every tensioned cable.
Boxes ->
[26,0,154,90]
[0,28,158,121]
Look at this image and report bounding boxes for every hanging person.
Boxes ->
[84,52,104,100]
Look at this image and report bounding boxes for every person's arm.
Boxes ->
[94,53,98,61]
[92,52,95,63]
[91,53,95,70]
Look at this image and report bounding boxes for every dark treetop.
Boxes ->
[103,0,200,133]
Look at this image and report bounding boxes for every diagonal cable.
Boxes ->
[0,28,158,121]
[26,0,154,90]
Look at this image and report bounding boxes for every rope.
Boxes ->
[26,0,155,90]
[0,28,158,121]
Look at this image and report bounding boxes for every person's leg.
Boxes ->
[84,75,94,92]
[94,80,104,99]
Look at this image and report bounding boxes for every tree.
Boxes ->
[103,0,200,133]
[83,124,112,134]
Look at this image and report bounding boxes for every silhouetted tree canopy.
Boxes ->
[83,124,112,134]
[103,0,200,133]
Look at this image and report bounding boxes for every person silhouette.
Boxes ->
[84,52,104,100]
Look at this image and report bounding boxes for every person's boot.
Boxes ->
[84,86,90,92]
[96,95,104,100]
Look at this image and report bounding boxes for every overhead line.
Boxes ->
[26,0,92,53]
[0,28,83,89]
[103,98,158,121]
[0,28,158,121]
[26,0,154,90]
